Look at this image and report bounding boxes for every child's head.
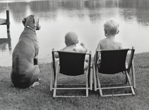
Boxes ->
[104,19,119,37]
[65,32,79,46]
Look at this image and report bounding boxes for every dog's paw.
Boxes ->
[30,81,40,88]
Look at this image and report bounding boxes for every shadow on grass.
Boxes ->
[0,53,149,110]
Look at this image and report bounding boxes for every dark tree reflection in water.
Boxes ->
[0,0,149,66]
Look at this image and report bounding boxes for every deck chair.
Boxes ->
[93,48,136,97]
[51,49,92,97]
[0,10,11,39]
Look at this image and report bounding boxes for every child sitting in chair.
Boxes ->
[62,32,87,53]
[96,19,122,51]
[95,19,123,62]
[55,31,88,69]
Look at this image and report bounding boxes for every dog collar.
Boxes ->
[26,26,35,33]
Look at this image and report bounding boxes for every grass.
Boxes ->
[0,52,149,110]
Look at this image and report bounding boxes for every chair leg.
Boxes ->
[50,63,54,91]
[96,74,103,96]
[87,69,91,91]
[131,61,136,88]
[53,67,59,97]
[51,61,59,92]
[53,72,57,97]
[126,72,135,95]
[90,66,93,91]
[93,65,97,91]
[86,71,89,97]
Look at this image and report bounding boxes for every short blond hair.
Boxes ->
[65,32,79,46]
[104,19,119,36]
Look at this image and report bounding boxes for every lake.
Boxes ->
[0,0,149,66]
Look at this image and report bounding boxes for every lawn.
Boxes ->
[0,52,149,110]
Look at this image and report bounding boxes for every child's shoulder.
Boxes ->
[75,44,87,52]
[116,42,123,49]
[61,46,76,52]
[99,38,108,44]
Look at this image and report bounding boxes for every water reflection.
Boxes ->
[119,0,149,26]
[0,0,149,66]
[0,0,148,26]
[8,2,28,22]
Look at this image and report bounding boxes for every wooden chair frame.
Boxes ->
[93,48,136,97]
[51,49,92,97]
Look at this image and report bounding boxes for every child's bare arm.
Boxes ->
[54,47,67,58]
[94,41,102,63]
[96,41,102,51]
[54,52,59,58]
[80,42,88,52]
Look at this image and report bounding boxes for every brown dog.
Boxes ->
[11,15,41,88]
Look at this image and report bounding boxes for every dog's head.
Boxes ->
[22,15,41,31]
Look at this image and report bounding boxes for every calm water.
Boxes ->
[0,0,149,66]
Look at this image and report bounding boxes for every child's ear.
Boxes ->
[104,29,107,34]
[65,40,68,46]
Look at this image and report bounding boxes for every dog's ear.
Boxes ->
[22,18,27,26]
